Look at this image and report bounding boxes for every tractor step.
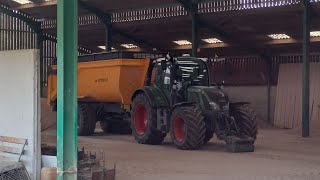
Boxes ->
[224,136,255,153]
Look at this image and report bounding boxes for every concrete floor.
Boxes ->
[42,128,320,180]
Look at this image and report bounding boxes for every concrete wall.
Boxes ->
[0,50,40,180]
[223,86,277,122]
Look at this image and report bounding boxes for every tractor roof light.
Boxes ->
[11,0,32,4]
[310,31,320,37]
[202,38,223,44]
[268,33,291,40]
[173,40,192,45]
[120,44,138,49]
[98,46,115,50]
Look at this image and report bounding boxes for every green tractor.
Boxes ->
[131,54,257,152]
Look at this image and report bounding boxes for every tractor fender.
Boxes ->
[131,86,169,108]
[170,102,196,114]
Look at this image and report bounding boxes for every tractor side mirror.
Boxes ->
[161,60,167,70]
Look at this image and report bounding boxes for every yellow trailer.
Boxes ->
[47,51,164,136]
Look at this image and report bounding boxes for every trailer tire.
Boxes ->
[78,103,96,136]
[204,130,214,143]
[100,121,109,134]
[131,93,166,145]
[170,105,206,150]
[230,104,258,139]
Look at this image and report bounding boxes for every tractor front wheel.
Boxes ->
[230,104,258,139]
[131,93,166,144]
[170,105,206,150]
[78,103,96,136]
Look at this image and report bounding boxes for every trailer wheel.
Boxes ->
[78,103,96,136]
[170,105,206,150]
[204,129,214,143]
[131,93,166,144]
[230,104,258,139]
[203,118,214,143]
[100,120,109,134]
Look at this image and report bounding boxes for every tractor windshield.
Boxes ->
[176,57,210,86]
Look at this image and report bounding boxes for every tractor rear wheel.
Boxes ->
[78,103,96,136]
[131,93,166,145]
[170,105,206,150]
[230,104,258,139]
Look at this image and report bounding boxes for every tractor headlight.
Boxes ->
[209,102,221,111]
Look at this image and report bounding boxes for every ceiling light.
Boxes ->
[268,34,291,40]
[173,40,192,46]
[11,0,32,4]
[310,31,320,37]
[120,44,138,49]
[98,46,115,50]
[202,38,223,44]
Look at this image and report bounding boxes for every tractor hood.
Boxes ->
[189,86,229,106]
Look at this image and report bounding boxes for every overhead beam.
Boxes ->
[29,0,45,3]
[0,5,40,28]
[78,0,158,50]
[171,37,320,50]
[78,0,112,51]
[177,0,199,56]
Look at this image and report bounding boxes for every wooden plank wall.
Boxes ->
[274,63,320,128]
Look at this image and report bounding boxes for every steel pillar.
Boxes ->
[105,24,112,51]
[302,0,310,137]
[192,12,199,57]
[266,60,272,123]
[57,0,78,179]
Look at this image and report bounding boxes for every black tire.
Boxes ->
[170,105,206,150]
[100,120,109,134]
[230,104,258,139]
[78,103,96,136]
[204,129,214,143]
[131,94,166,145]
[203,118,214,143]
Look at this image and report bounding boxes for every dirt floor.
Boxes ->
[42,126,320,180]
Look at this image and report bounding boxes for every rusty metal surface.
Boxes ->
[0,136,26,145]
[274,63,320,128]
[0,146,21,155]
[0,162,23,174]
[0,162,31,180]
[78,148,116,180]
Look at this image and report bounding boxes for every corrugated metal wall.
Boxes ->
[0,8,92,92]
[274,63,320,128]
[0,11,37,51]
[211,54,320,86]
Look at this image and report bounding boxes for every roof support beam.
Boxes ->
[177,0,199,57]
[301,0,311,138]
[29,0,44,3]
[177,0,269,59]
[191,12,199,57]
[78,0,112,51]
[0,5,40,30]
[78,0,157,51]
